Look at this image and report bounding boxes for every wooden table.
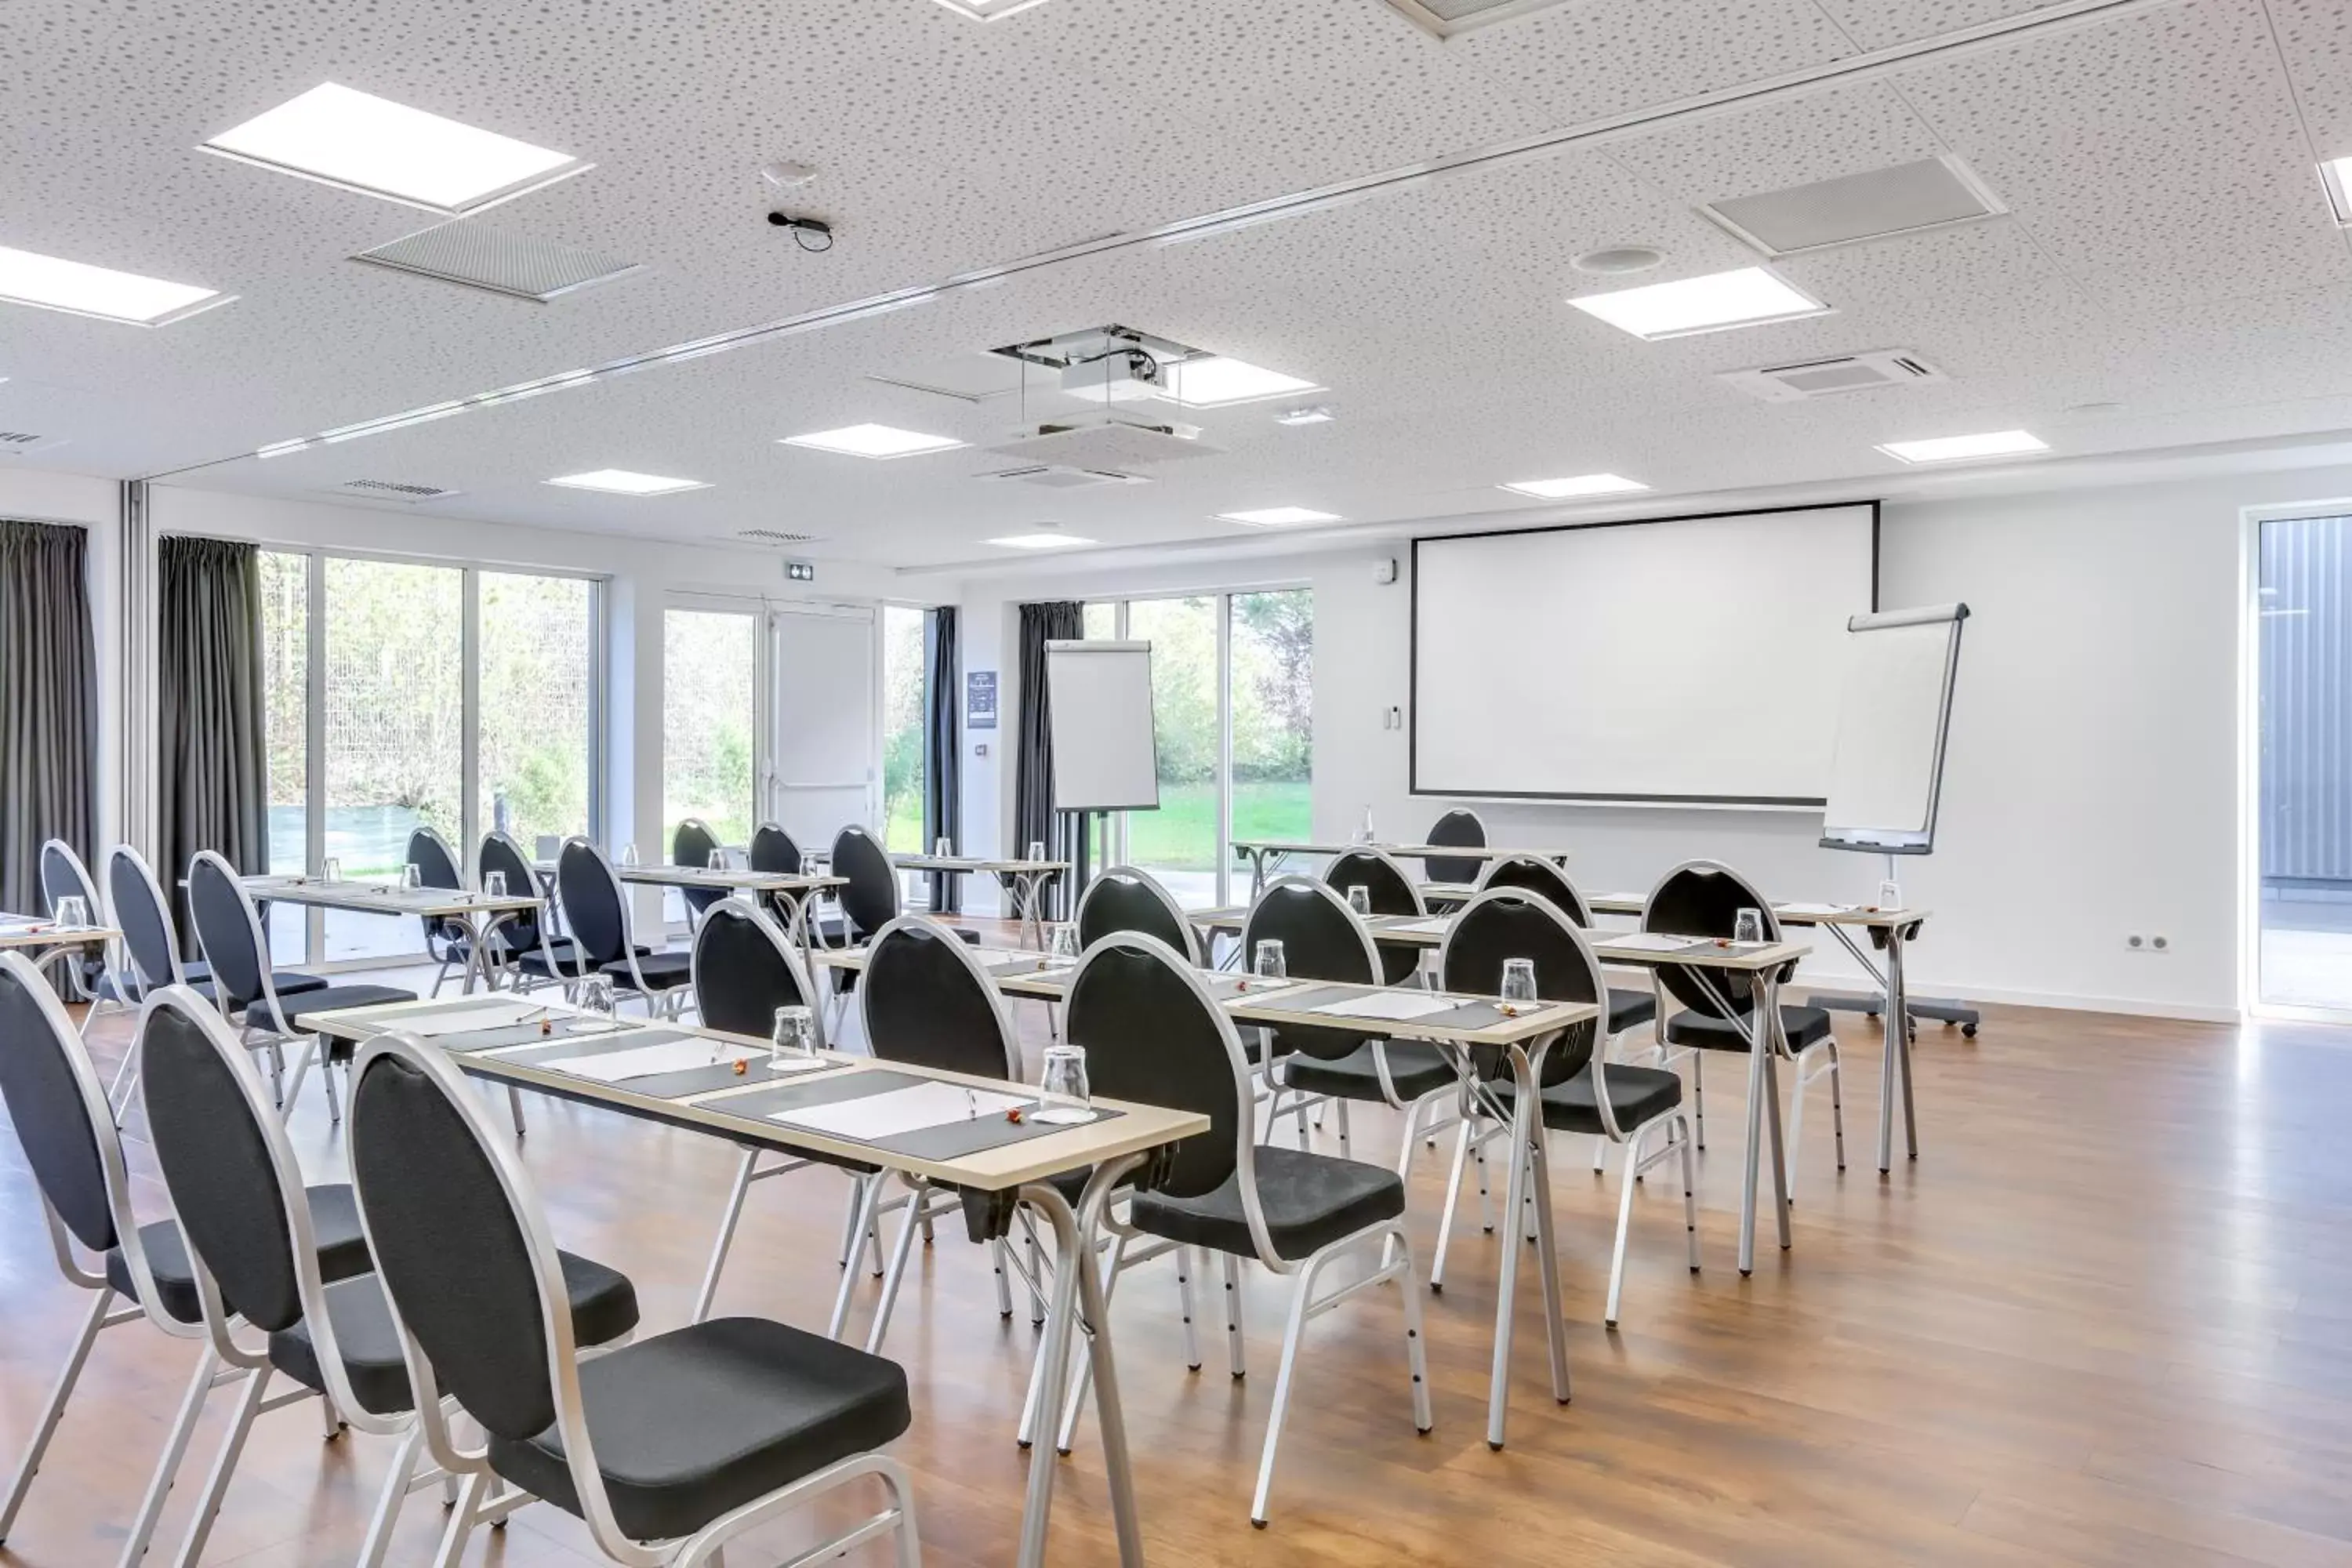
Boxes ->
[302,993,1206,1568]
[889,856,1067,949]
[232,876,543,993]
[1229,839,1568,900]
[0,916,120,963]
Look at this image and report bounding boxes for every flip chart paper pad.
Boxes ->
[1306,990,1460,1022]
[1821,605,1968,851]
[770,1082,1030,1142]
[1045,640,1159,812]
[540,1038,760,1083]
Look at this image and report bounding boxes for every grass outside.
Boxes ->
[881,778,1309,867]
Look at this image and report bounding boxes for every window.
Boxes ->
[881,605,927,853]
[1083,588,1313,906]
[2255,514,2352,1011]
[254,550,604,967]
[663,608,759,850]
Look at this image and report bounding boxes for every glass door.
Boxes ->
[768,604,878,859]
[2254,513,2352,1012]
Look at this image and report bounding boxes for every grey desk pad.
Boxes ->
[703,1067,1123,1161]
[1258,984,1577,1034]
[461,1026,770,1100]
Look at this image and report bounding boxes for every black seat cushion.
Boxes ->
[513,938,648,979]
[98,964,319,1005]
[1664,1004,1832,1052]
[1608,988,1656,1033]
[1280,1040,1457,1105]
[1499,1064,1684,1137]
[107,1183,372,1325]
[270,1250,639,1417]
[488,1316,911,1544]
[598,949,694,993]
[1130,1144,1406,1264]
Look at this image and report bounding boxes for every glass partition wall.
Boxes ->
[258,548,604,967]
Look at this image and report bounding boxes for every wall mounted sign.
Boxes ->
[967,670,998,730]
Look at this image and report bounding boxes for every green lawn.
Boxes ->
[885,779,1309,867]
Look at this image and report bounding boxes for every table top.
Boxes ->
[815,943,1603,1047]
[303,994,1208,1192]
[1233,840,1567,863]
[891,855,1068,876]
[236,875,542,920]
[1188,906,1809,971]
[0,917,119,950]
[532,862,845,894]
[1581,893,1930,930]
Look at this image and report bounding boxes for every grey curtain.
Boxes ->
[1014,601,1087,920]
[922,605,961,914]
[158,536,270,938]
[0,521,97,916]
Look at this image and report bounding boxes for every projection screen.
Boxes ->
[1410,503,1878,806]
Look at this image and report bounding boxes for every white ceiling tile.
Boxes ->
[1451,0,1860,124]
[1807,0,2071,51]
[2265,0,2352,162]
[1605,81,1948,205]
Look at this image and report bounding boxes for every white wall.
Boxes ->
[956,464,2352,1020]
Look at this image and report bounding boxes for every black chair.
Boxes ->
[406,826,474,996]
[684,898,887,1333]
[1065,932,1430,1526]
[1243,876,1457,1171]
[1472,854,1657,1037]
[1421,808,1487,888]
[1436,890,1697,1325]
[347,1031,920,1566]
[749,822,804,876]
[136,986,640,1568]
[556,838,695,1018]
[1323,846,1425,986]
[829,824,900,949]
[37,839,107,1007]
[1646,859,1843,1186]
[0,953,362,1566]
[1076,865,1202,965]
[186,851,415,1123]
[479,829,590,993]
[672,818,727,922]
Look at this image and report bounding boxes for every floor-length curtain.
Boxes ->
[0,521,96,916]
[922,605,962,914]
[158,536,270,939]
[1014,601,1085,920]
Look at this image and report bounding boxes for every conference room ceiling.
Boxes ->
[4,0,2350,566]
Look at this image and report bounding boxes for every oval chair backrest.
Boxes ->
[1322,848,1423,985]
[407,826,466,945]
[1240,877,1385,1062]
[39,840,105,993]
[691,898,811,1038]
[477,833,549,953]
[556,839,629,967]
[350,1040,563,1444]
[136,990,309,1334]
[1472,854,1592,926]
[1642,859,1778,1019]
[187,852,268,1010]
[1421,808,1486,887]
[860,916,1016,1080]
[749,822,803,875]
[1076,866,1200,966]
[1065,933,1253,1201]
[0,952,128,1255]
[1439,889,1603,1086]
[830,825,899,942]
[671,819,724,917]
[107,844,184,993]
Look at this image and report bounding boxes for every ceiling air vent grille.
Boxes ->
[1377,0,1573,37]
[354,220,641,303]
[0,430,67,454]
[978,464,1151,490]
[735,528,822,544]
[1719,350,1947,404]
[0,430,46,445]
[335,477,462,502]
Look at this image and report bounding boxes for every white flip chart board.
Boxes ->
[1820,604,1969,855]
[1046,640,1160,813]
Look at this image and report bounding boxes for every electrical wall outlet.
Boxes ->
[2125,933,2172,953]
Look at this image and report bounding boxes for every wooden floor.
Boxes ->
[7,957,2352,1567]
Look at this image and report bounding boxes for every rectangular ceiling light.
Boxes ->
[782,423,966,459]
[546,468,709,495]
[1569,267,1829,341]
[988,532,1098,549]
[1164,357,1322,408]
[927,0,1059,19]
[205,82,586,214]
[1501,473,1649,499]
[2322,156,2352,225]
[1218,506,1340,527]
[0,245,226,325]
[1876,429,2049,464]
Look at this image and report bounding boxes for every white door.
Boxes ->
[768,605,877,851]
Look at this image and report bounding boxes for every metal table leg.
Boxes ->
[1736,971,1793,1274]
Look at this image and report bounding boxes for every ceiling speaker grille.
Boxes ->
[335,477,462,502]
[1702,158,2004,256]
[354,221,641,303]
[735,528,822,544]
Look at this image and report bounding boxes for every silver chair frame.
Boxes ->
[186,851,349,1122]
[558,837,692,1021]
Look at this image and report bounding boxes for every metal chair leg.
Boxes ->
[168,1367,270,1568]
[695,1148,761,1325]
[353,1424,423,1568]
[0,1290,111,1541]
[1678,1114,1701,1274]
[1222,1252,1247,1379]
[827,1175,884,1341]
[1431,1117,1473,1294]
[118,1348,221,1568]
[1174,1246,1202,1370]
[1249,1251,1327,1527]
[864,1186,929,1356]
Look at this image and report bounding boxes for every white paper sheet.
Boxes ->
[539,1038,760,1083]
[397,999,567,1037]
[1775,901,1858,916]
[1384,917,1453,936]
[769,1081,1029,1141]
[1306,989,1459,1022]
[1591,931,1708,953]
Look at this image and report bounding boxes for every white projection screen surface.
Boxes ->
[1410,504,1878,805]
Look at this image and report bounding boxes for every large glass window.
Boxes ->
[1126,597,1221,907]
[258,551,310,964]
[663,608,759,851]
[881,606,927,853]
[2256,514,2352,1011]
[480,572,597,855]
[1231,590,1315,851]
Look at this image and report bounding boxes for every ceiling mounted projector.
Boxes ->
[1060,348,1165,404]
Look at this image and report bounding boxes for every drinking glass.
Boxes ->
[770,1004,816,1071]
[401,863,423,891]
[619,844,641,868]
[1027,840,1046,861]
[708,848,728,872]
[935,837,954,858]
[1733,908,1766,945]
[1501,956,1537,1004]
[1034,1044,1092,1123]
[1049,922,1082,963]
[578,975,617,1032]
[1345,884,1372,917]
[1878,879,1902,910]
[1254,938,1287,978]
[53,895,88,931]
[323,857,343,884]
[485,870,508,900]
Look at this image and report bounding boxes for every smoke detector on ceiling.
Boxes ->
[1719,349,1947,403]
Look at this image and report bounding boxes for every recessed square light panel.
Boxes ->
[927,0,1059,18]
[2321,156,2352,226]
[1499,474,1648,499]
[1218,507,1341,527]
[0,245,228,325]
[1377,0,1579,38]
[1570,267,1830,341]
[1876,430,2048,464]
[546,469,709,495]
[205,82,588,213]
[782,423,967,459]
